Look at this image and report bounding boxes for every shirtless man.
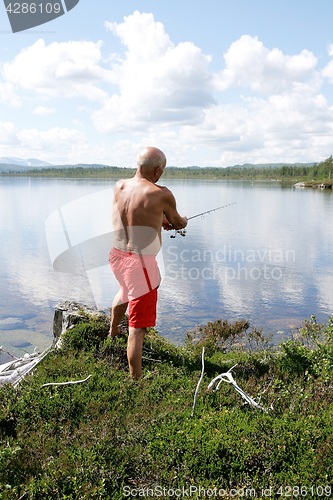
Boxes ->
[109,147,187,379]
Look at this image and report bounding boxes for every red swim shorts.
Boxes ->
[109,247,161,328]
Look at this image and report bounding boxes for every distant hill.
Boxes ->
[0,159,114,173]
[0,157,53,172]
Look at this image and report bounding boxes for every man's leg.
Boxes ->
[127,327,146,379]
[109,290,128,336]
[125,288,157,378]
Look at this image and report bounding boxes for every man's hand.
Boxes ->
[162,214,174,231]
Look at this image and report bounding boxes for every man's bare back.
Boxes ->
[112,148,187,254]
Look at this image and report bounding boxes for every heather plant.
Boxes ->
[185,318,272,356]
[279,315,333,382]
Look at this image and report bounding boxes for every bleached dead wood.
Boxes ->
[0,347,52,388]
[207,364,268,412]
[191,347,205,417]
[41,374,92,388]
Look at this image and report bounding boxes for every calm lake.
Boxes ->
[1,176,332,354]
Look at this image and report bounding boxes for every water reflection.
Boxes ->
[159,180,333,341]
[0,177,332,352]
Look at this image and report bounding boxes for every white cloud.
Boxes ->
[0,121,19,145]
[94,11,213,132]
[0,81,21,106]
[0,122,88,163]
[214,35,319,95]
[19,126,85,150]
[2,38,110,102]
[187,89,333,165]
[322,43,333,83]
[106,11,172,61]
[33,106,55,115]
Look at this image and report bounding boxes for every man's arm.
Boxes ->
[162,188,187,230]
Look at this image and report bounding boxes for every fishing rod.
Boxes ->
[169,202,236,238]
[188,201,237,220]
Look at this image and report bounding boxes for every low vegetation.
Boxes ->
[0,315,332,499]
[1,156,333,183]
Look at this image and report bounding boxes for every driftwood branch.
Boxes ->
[42,374,92,388]
[0,347,53,388]
[207,364,268,412]
[191,347,205,417]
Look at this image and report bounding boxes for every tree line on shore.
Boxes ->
[1,155,333,182]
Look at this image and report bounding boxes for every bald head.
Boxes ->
[137,147,166,172]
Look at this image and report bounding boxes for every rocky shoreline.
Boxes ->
[294,181,333,189]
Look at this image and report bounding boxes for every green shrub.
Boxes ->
[279,316,333,382]
[185,318,272,357]
[60,314,109,352]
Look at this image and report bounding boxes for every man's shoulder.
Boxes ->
[115,178,131,190]
[155,184,172,196]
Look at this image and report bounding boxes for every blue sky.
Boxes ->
[1,0,333,167]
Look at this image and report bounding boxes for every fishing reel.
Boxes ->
[167,202,236,239]
[170,228,187,238]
